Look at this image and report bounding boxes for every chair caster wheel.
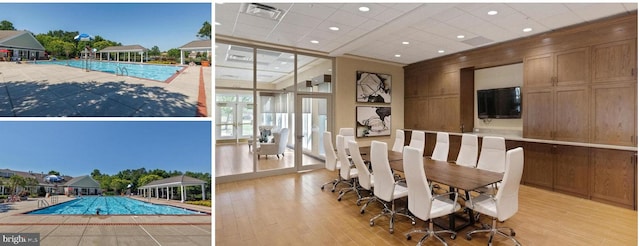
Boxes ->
[356,201,361,206]
[511,232,516,236]
[411,221,416,225]
[360,209,365,214]
[451,234,456,240]
[331,189,335,192]
[389,229,394,234]
[337,197,342,201]
[320,186,324,191]
[465,235,472,241]
[406,235,411,240]
[369,221,374,226]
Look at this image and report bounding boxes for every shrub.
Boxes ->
[186,200,211,207]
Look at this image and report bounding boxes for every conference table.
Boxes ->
[359,146,504,231]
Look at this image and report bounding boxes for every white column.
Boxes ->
[166,187,169,200]
[117,53,119,61]
[201,184,205,200]
[180,185,184,203]
[180,50,184,65]
[156,187,159,199]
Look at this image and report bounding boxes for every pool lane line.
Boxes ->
[132,216,162,246]
[196,66,208,117]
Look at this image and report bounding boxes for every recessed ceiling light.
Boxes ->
[402,41,409,45]
[274,67,280,69]
[523,27,533,32]
[329,26,340,31]
[289,55,294,59]
[438,50,445,53]
[310,40,319,44]
[215,22,221,26]
[395,54,401,57]
[281,62,287,65]
[359,6,370,12]
[457,35,465,39]
[487,10,498,15]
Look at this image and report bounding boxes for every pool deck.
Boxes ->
[0,62,211,117]
[0,196,211,246]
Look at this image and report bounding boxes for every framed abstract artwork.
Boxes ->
[356,71,391,103]
[356,106,391,137]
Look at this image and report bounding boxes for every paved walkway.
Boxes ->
[0,62,211,117]
[0,196,211,246]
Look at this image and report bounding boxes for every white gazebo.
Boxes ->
[98,45,148,63]
[178,40,211,65]
[138,175,207,203]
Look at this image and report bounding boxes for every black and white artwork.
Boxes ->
[356,106,391,137]
[356,71,391,103]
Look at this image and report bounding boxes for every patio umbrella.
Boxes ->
[74,33,94,41]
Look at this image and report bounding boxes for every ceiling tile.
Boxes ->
[357,18,385,31]
[372,7,405,22]
[288,3,339,20]
[565,3,628,21]
[430,7,466,22]
[329,10,367,27]
[279,11,324,28]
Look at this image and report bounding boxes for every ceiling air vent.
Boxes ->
[241,3,285,21]
[461,36,494,47]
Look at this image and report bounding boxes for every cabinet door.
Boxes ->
[591,82,637,146]
[523,88,554,140]
[554,145,590,198]
[555,48,590,86]
[591,148,636,209]
[523,142,554,190]
[592,39,636,83]
[524,54,553,88]
[443,96,460,132]
[554,86,590,142]
[427,97,445,131]
[405,98,428,130]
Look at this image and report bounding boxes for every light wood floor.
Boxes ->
[215,144,323,177]
[215,168,637,245]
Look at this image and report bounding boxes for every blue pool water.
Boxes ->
[27,197,200,215]
[35,60,184,82]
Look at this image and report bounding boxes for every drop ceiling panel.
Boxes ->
[566,3,628,21]
[279,11,324,28]
[507,3,572,19]
[236,14,279,30]
[339,3,388,18]
[328,10,368,27]
[372,7,405,22]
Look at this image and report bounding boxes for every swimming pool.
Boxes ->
[35,60,184,82]
[26,197,201,215]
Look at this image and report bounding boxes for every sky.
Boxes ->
[0,2,211,51]
[0,121,211,177]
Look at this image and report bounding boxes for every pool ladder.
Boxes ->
[38,199,49,208]
[50,195,58,204]
[115,64,129,76]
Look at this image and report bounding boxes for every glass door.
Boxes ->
[215,92,254,141]
[295,94,330,171]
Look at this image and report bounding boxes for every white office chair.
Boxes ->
[369,141,416,234]
[476,136,506,194]
[336,135,360,201]
[339,128,355,155]
[347,140,379,213]
[455,134,478,168]
[320,132,342,192]
[465,147,524,246]
[403,146,460,245]
[430,132,449,161]
[409,130,426,156]
[392,129,405,153]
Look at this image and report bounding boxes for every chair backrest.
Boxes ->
[456,134,478,167]
[348,140,372,190]
[338,127,355,145]
[495,147,524,221]
[323,132,338,171]
[370,141,394,202]
[476,136,506,173]
[409,130,425,155]
[431,132,449,161]
[391,129,405,153]
[403,145,433,221]
[275,128,289,154]
[336,135,353,180]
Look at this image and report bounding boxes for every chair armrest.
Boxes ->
[432,191,459,212]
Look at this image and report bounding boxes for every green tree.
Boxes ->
[166,48,181,60]
[110,178,130,194]
[99,176,112,192]
[137,174,163,187]
[0,20,16,30]
[48,170,60,176]
[197,21,211,39]
[62,42,75,58]
[8,175,26,195]
[149,46,161,56]
[91,169,102,179]
[44,39,64,57]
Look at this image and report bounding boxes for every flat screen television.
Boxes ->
[477,86,521,119]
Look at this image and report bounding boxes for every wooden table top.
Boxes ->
[358,146,502,191]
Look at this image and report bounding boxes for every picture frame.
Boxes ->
[356,71,391,103]
[356,106,391,137]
